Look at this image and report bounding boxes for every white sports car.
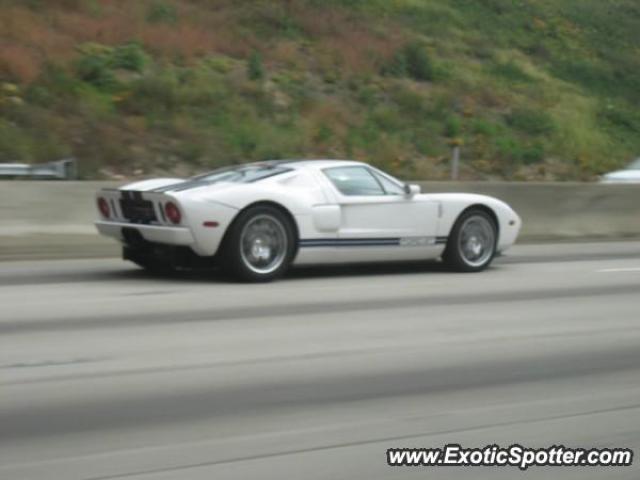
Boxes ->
[96,160,521,281]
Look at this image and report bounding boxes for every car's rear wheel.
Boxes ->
[220,205,296,282]
[443,209,497,272]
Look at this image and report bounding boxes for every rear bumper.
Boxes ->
[95,221,195,246]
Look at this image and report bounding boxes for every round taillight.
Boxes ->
[97,197,110,218]
[165,202,181,224]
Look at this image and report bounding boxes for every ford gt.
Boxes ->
[95,160,521,281]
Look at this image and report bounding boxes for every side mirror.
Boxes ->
[404,184,421,196]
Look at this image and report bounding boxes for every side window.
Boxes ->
[371,170,405,195]
[324,167,385,196]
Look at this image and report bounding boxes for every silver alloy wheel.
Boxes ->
[240,214,288,275]
[458,215,495,268]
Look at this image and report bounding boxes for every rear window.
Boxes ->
[192,164,292,184]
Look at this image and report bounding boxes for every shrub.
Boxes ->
[521,142,545,164]
[147,1,178,24]
[444,116,461,137]
[75,51,116,89]
[494,135,546,164]
[371,106,403,132]
[28,66,84,104]
[551,58,610,94]
[392,87,428,119]
[491,61,532,83]
[112,43,148,73]
[75,43,148,89]
[354,84,378,108]
[241,2,301,39]
[384,42,434,82]
[405,43,434,81]
[247,51,265,81]
[314,123,334,143]
[0,119,31,161]
[121,73,179,114]
[599,104,640,133]
[506,108,555,135]
[471,118,500,136]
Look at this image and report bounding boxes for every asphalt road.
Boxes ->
[0,241,639,480]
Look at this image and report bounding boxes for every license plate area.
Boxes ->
[120,198,157,224]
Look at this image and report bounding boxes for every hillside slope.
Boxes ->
[1,0,639,180]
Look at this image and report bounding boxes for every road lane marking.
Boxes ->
[597,267,640,273]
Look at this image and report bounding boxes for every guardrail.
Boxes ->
[0,180,638,260]
[0,158,77,180]
[416,182,640,242]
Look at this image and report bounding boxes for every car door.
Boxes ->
[320,165,441,259]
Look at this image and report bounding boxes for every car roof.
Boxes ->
[271,159,366,170]
[188,159,369,184]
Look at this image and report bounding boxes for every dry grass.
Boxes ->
[0,1,252,78]
[0,1,399,78]
[296,6,404,74]
[0,43,42,82]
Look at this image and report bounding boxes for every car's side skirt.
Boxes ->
[294,236,447,265]
[299,236,447,248]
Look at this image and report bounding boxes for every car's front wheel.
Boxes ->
[443,209,497,272]
[220,205,296,282]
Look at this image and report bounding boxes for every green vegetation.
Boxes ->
[247,51,265,81]
[1,0,639,179]
[384,42,434,82]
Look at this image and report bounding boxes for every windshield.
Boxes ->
[192,163,292,183]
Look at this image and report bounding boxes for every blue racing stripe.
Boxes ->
[299,238,401,248]
[299,236,449,248]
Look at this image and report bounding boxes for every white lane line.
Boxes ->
[597,267,640,273]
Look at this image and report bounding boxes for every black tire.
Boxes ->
[219,205,296,282]
[443,209,497,272]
